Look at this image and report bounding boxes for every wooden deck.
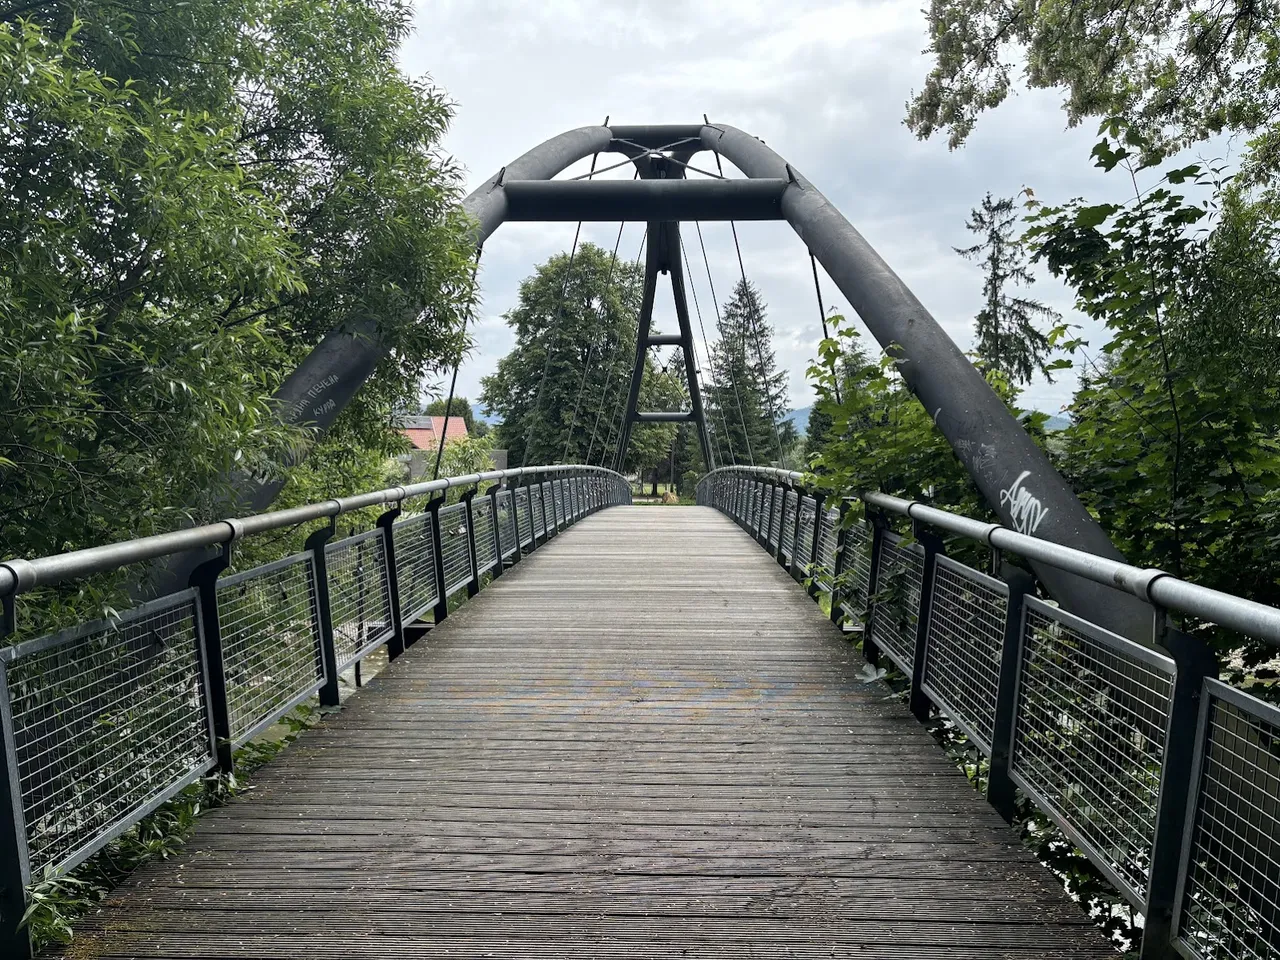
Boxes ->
[71,507,1112,958]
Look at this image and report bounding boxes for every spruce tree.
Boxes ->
[705,279,792,466]
[955,194,1060,385]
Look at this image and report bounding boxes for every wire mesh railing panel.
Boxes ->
[767,488,782,547]
[796,496,817,566]
[392,511,438,623]
[1,591,213,877]
[542,482,555,531]
[868,532,924,673]
[325,530,394,672]
[473,498,498,574]
[217,553,324,744]
[845,523,873,597]
[780,490,798,560]
[1176,681,1280,960]
[531,485,546,538]
[569,480,580,519]
[817,508,838,571]
[438,502,472,596]
[515,487,532,546]
[553,480,565,528]
[1011,598,1175,905]
[921,557,1009,752]
[497,490,518,559]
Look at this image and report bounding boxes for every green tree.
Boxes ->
[956,193,1061,384]
[482,243,643,467]
[0,2,476,630]
[705,279,794,467]
[906,0,1280,174]
[1026,147,1280,674]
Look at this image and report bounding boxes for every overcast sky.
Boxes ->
[400,0,1147,419]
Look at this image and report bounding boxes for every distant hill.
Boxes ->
[786,405,811,433]
[1042,414,1071,432]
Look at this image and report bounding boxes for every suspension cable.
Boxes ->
[681,240,734,467]
[519,151,602,468]
[431,247,483,481]
[708,143,788,468]
[587,226,647,465]
[694,221,755,466]
[562,220,625,462]
[809,251,841,406]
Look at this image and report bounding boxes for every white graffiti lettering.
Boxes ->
[999,470,1048,535]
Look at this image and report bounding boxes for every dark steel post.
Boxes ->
[486,483,506,579]
[774,485,790,566]
[829,498,851,627]
[987,557,1037,822]
[523,475,538,551]
[376,504,406,662]
[426,495,450,625]
[907,520,945,722]
[862,509,889,669]
[189,546,236,770]
[461,489,481,599]
[307,521,340,707]
[0,601,31,960]
[1140,619,1217,959]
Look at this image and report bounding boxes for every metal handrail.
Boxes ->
[0,464,631,957]
[696,465,1280,648]
[0,465,619,598]
[697,465,1280,960]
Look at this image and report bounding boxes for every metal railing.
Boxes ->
[0,464,630,955]
[697,465,1280,960]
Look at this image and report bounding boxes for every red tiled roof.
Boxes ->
[402,416,468,451]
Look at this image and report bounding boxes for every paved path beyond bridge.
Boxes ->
[72,507,1111,958]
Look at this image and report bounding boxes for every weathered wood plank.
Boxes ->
[67,507,1113,959]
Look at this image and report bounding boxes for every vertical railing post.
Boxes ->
[306,517,340,707]
[907,518,945,722]
[426,494,450,626]
[805,493,826,599]
[861,507,889,669]
[486,483,505,579]
[461,488,481,599]
[1140,617,1217,960]
[987,554,1036,822]
[523,474,538,550]
[774,485,790,566]
[788,488,805,580]
[0,597,32,960]
[376,500,406,662]
[828,498,852,627]
[189,542,237,770]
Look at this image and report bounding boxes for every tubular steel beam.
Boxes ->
[634,411,696,422]
[501,179,786,222]
[149,117,1147,638]
[696,123,1149,639]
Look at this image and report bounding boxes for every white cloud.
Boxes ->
[403,0,1139,419]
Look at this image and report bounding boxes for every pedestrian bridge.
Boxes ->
[0,466,1277,959]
